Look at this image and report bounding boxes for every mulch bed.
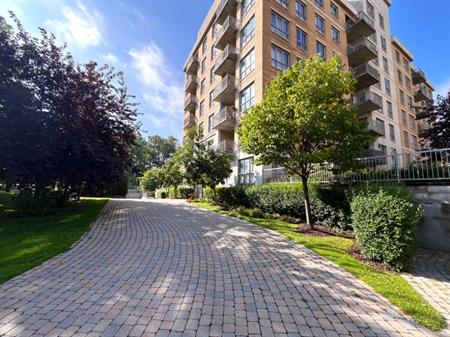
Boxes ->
[348,245,395,272]
[296,223,354,238]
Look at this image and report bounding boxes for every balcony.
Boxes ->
[214,75,236,105]
[353,90,382,113]
[364,118,386,137]
[412,68,426,85]
[215,16,237,50]
[184,55,199,75]
[211,106,236,131]
[415,109,431,120]
[347,38,378,67]
[214,45,238,76]
[184,94,197,112]
[352,63,380,90]
[185,75,198,94]
[414,84,431,102]
[346,12,376,43]
[183,114,196,129]
[216,0,237,25]
[214,139,236,153]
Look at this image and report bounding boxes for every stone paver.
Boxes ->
[403,248,450,336]
[0,199,439,336]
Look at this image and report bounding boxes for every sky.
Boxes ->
[1,0,449,140]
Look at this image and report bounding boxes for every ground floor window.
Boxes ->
[238,157,254,184]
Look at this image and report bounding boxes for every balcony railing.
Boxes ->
[214,75,236,105]
[184,94,197,112]
[183,114,196,129]
[216,0,237,25]
[414,84,432,102]
[184,55,199,75]
[214,44,238,76]
[412,68,426,85]
[211,106,236,131]
[353,90,382,113]
[415,108,431,120]
[364,118,386,137]
[215,16,237,50]
[352,63,380,90]
[347,38,378,67]
[214,139,236,153]
[346,11,375,43]
[184,75,198,94]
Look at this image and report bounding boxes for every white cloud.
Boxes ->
[128,42,184,134]
[435,77,450,98]
[45,1,103,49]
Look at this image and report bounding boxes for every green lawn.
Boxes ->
[0,194,108,284]
[193,201,446,332]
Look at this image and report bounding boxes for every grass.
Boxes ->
[192,201,446,332]
[0,193,108,284]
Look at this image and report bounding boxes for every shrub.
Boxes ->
[155,189,167,199]
[178,187,195,199]
[14,190,55,216]
[350,183,422,271]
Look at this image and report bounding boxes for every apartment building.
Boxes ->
[183,0,433,185]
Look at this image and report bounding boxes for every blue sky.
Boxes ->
[1,0,449,140]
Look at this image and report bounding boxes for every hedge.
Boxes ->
[350,183,422,271]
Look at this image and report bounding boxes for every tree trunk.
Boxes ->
[301,175,314,230]
[212,186,217,203]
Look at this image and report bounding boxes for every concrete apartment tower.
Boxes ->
[182,0,434,185]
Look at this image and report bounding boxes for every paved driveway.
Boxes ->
[0,199,437,337]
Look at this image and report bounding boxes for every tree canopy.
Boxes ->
[238,56,372,227]
[420,90,450,149]
[0,13,139,200]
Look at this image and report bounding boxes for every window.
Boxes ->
[378,144,387,154]
[296,0,307,20]
[315,14,325,34]
[208,114,214,132]
[199,122,204,134]
[383,57,389,73]
[202,38,207,54]
[315,0,324,7]
[240,48,255,79]
[210,68,216,84]
[407,95,413,108]
[403,57,409,71]
[211,45,217,60]
[384,79,391,96]
[296,28,308,51]
[409,114,415,129]
[412,135,418,149]
[331,27,340,44]
[199,100,205,116]
[241,16,256,48]
[400,89,405,105]
[395,50,400,63]
[212,23,218,39]
[369,32,376,43]
[271,44,290,71]
[402,110,407,126]
[238,157,254,185]
[200,79,205,95]
[209,90,215,108]
[367,1,375,19]
[316,41,326,59]
[376,118,385,137]
[389,124,395,142]
[379,14,384,30]
[276,0,289,8]
[241,0,255,17]
[201,58,206,74]
[387,101,393,118]
[405,77,411,89]
[330,2,339,18]
[240,82,255,111]
[403,131,409,148]
[271,12,290,40]
[381,36,387,52]
[397,69,403,83]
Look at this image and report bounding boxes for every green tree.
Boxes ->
[203,149,233,201]
[161,156,184,196]
[139,167,163,195]
[421,90,450,149]
[238,56,372,228]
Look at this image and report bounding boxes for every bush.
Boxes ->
[14,190,55,216]
[155,189,167,199]
[350,183,422,271]
[178,187,195,199]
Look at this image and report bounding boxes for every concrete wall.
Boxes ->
[407,185,450,252]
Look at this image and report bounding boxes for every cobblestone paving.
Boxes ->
[0,199,438,337]
[403,249,450,337]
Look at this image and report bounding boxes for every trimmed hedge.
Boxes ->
[208,183,350,230]
[350,183,422,271]
[155,189,167,199]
